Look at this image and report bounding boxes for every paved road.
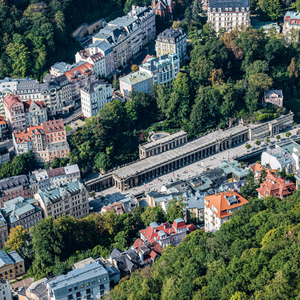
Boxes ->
[88,127,300,208]
[0,139,14,153]
[63,107,83,125]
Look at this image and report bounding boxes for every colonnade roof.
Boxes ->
[140,130,187,150]
[113,125,248,180]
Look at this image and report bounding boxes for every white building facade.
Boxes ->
[207,0,250,33]
[46,262,110,300]
[139,53,180,88]
[80,80,112,118]
[0,278,12,300]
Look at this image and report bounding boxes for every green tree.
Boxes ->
[4,226,30,258]
[94,152,111,172]
[276,134,281,141]
[113,231,128,251]
[285,131,291,138]
[245,144,251,151]
[166,198,185,223]
[258,0,283,20]
[255,139,261,147]
[185,7,192,26]
[141,206,166,227]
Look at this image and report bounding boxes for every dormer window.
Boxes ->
[225,7,228,11]
[218,8,222,12]
[242,7,245,11]
[229,7,232,11]
[236,7,239,12]
[213,8,216,12]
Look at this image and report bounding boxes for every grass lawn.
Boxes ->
[65,125,72,132]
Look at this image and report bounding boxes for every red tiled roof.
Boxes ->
[101,202,125,215]
[3,94,22,111]
[42,119,65,133]
[256,172,296,199]
[14,124,44,144]
[204,190,248,219]
[187,224,198,232]
[47,167,66,178]
[150,250,158,260]
[0,116,6,126]
[64,62,94,81]
[90,53,104,62]
[142,54,153,64]
[24,99,46,112]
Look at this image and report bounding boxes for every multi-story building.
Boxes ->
[127,6,156,46]
[257,172,296,199]
[34,179,89,219]
[75,51,106,78]
[49,61,85,77]
[0,117,8,141]
[119,71,153,100]
[13,119,70,163]
[64,62,95,102]
[139,53,180,88]
[33,164,81,190]
[140,218,187,248]
[0,212,8,250]
[24,99,47,126]
[46,261,110,299]
[109,16,142,56]
[0,278,12,300]
[204,190,248,232]
[0,147,10,166]
[264,90,283,107]
[0,78,21,117]
[152,0,174,20]
[80,80,112,118]
[4,95,48,132]
[207,0,250,33]
[0,175,31,206]
[0,250,25,280]
[3,94,26,133]
[283,11,300,41]
[156,28,187,64]
[93,26,131,69]
[1,196,42,230]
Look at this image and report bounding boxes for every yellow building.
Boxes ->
[0,250,25,280]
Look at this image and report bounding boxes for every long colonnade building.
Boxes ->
[85,112,294,192]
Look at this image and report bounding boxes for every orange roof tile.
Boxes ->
[204,190,248,219]
[256,173,296,199]
[24,99,46,112]
[64,62,94,82]
[14,124,44,144]
[42,119,64,133]
[0,116,6,126]
[3,94,22,111]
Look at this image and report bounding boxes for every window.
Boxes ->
[100,284,104,290]
[80,284,84,288]
[91,281,95,285]
[76,292,81,298]
[69,288,72,292]
[86,283,90,287]
[86,289,91,294]
[68,295,73,300]
[74,287,78,291]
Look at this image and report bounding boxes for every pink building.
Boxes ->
[64,62,95,101]
[13,119,69,163]
[140,218,187,248]
[3,94,26,132]
[264,90,283,107]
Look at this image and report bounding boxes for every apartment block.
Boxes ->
[0,175,31,206]
[156,28,187,64]
[0,278,12,300]
[283,11,300,41]
[207,0,250,33]
[1,196,42,230]
[0,147,10,166]
[64,62,96,102]
[92,6,156,69]
[13,119,70,163]
[127,6,156,46]
[0,250,25,280]
[33,164,80,191]
[0,212,8,250]
[46,261,110,299]
[80,80,112,118]
[204,190,248,232]
[0,117,8,141]
[119,71,153,100]
[139,53,180,88]
[34,179,89,219]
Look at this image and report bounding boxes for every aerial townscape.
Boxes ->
[2,0,300,298]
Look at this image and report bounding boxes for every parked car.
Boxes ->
[72,121,78,126]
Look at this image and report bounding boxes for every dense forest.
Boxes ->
[4,200,183,280]
[107,191,300,300]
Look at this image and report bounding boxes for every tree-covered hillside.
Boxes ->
[108,192,300,299]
